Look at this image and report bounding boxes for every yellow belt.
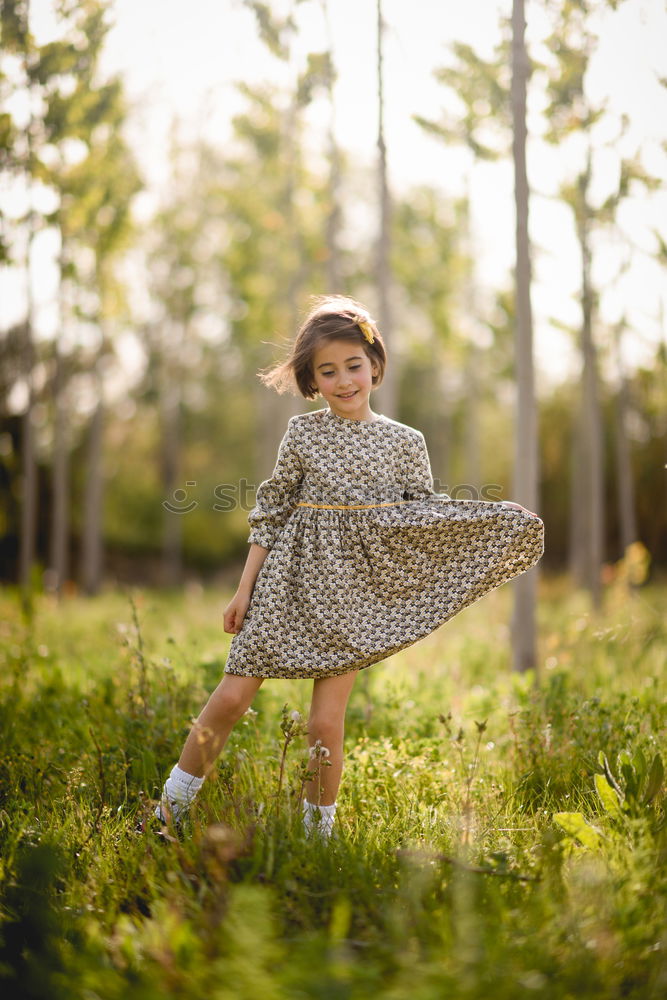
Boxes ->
[296,500,412,510]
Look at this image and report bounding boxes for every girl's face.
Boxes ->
[311,338,380,420]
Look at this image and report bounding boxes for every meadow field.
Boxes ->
[0,572,665,999]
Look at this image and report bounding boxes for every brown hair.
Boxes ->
[258,295,387,399]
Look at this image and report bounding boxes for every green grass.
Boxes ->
[0,573,665,999]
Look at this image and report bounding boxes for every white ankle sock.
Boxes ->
[156,764,204,823]
[302,800,336,839]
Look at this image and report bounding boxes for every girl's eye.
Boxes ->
[321,365,361,377]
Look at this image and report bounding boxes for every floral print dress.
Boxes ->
[224,407,544,679]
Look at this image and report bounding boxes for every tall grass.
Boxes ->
[0,573,665,999]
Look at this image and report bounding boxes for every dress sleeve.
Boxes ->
[403,431,451,501]
[247,417,304,549]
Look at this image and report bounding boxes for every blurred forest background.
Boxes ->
[1,0,666,601]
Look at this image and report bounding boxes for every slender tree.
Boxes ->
[318,0,343,293]
[415,14,540,669]
[1,0,139,596]
[541,0,660,606]
[243,1,321,473]
[374,0,396,417]
[392,187,468,488]
[596,159,660,561]
[60,49,140,595]
[1,0,38,611]
[146,145,205,587]
[35,1,130,595]
[460,189,482,493]
[510,0,539,673]
[49,269,69,595]
[611,318,638,558]
[414,33,511,490]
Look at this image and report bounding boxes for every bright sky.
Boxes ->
[8,0,667,388]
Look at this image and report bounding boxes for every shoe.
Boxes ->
[135,806,181,842]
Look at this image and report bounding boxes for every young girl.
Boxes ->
[155,295,544,839]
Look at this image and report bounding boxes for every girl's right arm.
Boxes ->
[224,543,269,634]
[246,416,303,549]
[224,417,304,635]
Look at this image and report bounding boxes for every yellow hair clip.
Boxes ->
[355,317,375,344]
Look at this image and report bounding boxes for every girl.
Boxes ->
[155,295,544,839]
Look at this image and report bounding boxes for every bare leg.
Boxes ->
[304,670,358,806]
[178,674,264,778]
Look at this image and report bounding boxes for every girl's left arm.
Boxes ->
[402,431,450,501]
[405,433,539,516]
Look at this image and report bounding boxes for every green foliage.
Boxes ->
[0,840,71,1000]
[2,0,667,585]
[0,581,665,997]
[553,810,604,849]
[597,747,665,820]
[0,0,30,52]
[242,0,296,62]
[553,744,665,860]
[415,38,513,160]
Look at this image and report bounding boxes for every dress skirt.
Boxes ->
[224,407,544,679]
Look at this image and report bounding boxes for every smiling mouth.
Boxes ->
[337,391,357,399]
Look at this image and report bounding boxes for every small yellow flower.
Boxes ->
[356,317,375,344]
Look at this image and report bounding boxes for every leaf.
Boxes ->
[594,773,623,819]
[620,763,638,802]
[643,754,664,805]
[553,812,603,850]
[632,748,647,784]
[600,753,623,796]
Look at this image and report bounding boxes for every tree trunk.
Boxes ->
[510,0,539,674]
[422,345,450,494]
[80,367,104,595]
[437,403,452,496]
[19,1,38,612]
[577,146,604,609]
[568,419,586,583]
[19,308,37,608]
[282,21,308,433]
[375,0,396,418]
[461,193,481,493]
[463,343,481,493]
[160,322,184,588]
[321,0,343,293]
[612,321,638,557]
[49,328,70,596]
